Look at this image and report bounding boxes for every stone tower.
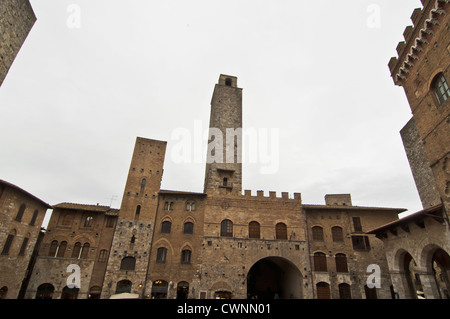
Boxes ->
[203,74,243,195]
[101,137,167,298]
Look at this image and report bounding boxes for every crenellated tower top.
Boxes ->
[388,0,449,86]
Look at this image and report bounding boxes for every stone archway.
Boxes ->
[247,257,302,299]
[393,249,420,299]
[420,244,450,299]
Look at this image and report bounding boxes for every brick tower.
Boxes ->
[203,74,243,195]
[101,137,166,298]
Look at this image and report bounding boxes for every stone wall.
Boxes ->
[0,0,36,86]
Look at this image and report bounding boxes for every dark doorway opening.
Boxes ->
[247,257,302,299]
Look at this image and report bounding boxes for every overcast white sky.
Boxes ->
[1,0,424,226]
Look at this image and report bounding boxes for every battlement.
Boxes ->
[214,187,302,202]
[388,0,449,86]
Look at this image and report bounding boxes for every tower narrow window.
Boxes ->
[135,205,141,221]
[225,78,232,86]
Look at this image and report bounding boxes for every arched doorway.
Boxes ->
[35,283,55,299]
[61,285,79,299]
[116,280,132,294]
[247,257,302,299]
[0,286,8,299]
[151,280,168,299]
[177,281,189,299]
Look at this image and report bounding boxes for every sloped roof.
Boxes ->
[53,202,119,215]
[366,204,444,235]
[0,179,52,209]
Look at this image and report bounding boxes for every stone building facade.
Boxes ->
[24,203,118,299]
[370,0,450,300]
[0,179,51,299]
[0,0,36,87]
[21,75,406,299]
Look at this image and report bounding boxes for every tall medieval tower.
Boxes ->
[101,137,166,298]
[203,74,243,195]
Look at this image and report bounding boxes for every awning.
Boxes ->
[109,293,139,299]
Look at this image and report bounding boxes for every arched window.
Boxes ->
[156,247,167,264]
[331,226,343,242]
[249,221,260,239]
[181,249,191,264]
[120,256,136,271]
[48,240,58,257]
[56,241,67,258]
[316,282,331,299]
[135,205,141,221]
[432,73,450,105]
[339,283,352,299]
[29,210,39,226]
[335,253,348,273]
[141,178,146,189]
[220,219,233,237]
[312,226,324,241]
[183,222,194,234]
[72,242,81,258]
[15,204,26,222]
[314,252,327,272]
[161,221,172,233]
[80,243,90,259]
[275,223,287,240]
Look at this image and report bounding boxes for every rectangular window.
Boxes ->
[351,236,370,251]
[352,217,362,232]
[106,216,115,228]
